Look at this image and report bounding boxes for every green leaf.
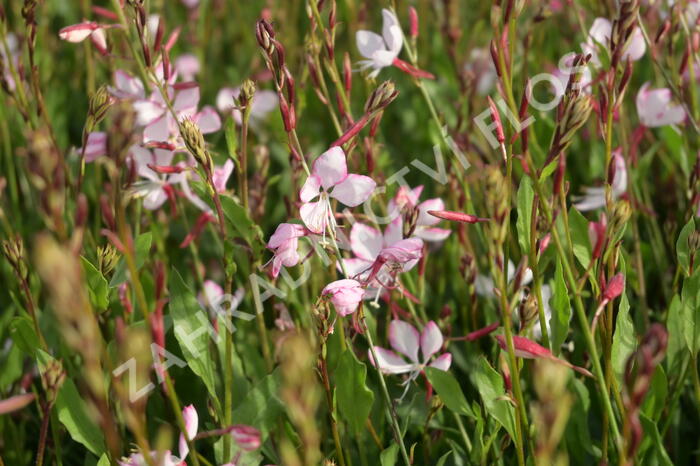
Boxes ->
[424,367,473,418]
[231,370,284,440]
[224,116,239,164]
[380,444,399,466]
[110,232,153,287]
[681,268,700,355]
[641,366,667,422]
[220,195,264,254]
[471,357,516,439]
[550,258,571,355]
[335,350,374,434]
[435,450,452,466]
[37,351,105,456]
[639,413,673,466]
[666,295,687,373]
[10,316,40,356]
[568,206,591,270]
[81,256,109,309]
[169,270,217,398]
[611,291,635,382]
[676,217,695,276]
[97,454,110,466]
[516,177,534,256]
[539,158,558,182]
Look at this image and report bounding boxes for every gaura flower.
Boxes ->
[369,320,451,375]
[635,82,686,127]
[1,33,19,91]
[80,131,108,162]
[229,424,262,452]
[494,334,592,377]
[475,260,533,298]
[299,147,376,235]
[119,405,198,466]
[216,86,279,125]
[356,9,403,78]
[266,223,307,278]
[212,159,234,193]
[134,85,221,144]
[322,279,365,316]
[581,17,645,67]
[388,185,451,242]
[573,150,626,211]
[128,146,211,212]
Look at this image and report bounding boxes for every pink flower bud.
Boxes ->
[230,424,262,451]
[603,273,625,302]
[322,279,365,316]
[427,210,489,224]
[487,96,505,144]
[409,7,419,38]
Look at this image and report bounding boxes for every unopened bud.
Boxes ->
[255,20,275,55]
[88,85,114,126]
[179,119,211,172]
[409,7,419,38]
[364,80,398,113]
[240,79,256,107]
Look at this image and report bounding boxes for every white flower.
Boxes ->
[356,9,403,78]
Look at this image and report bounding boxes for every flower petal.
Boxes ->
[174,54,200,81]
[389,320,420,363]
[113,70,145,99]
[420,321,444,361]
[81,131,107,162]
[178,405,198,460]
[417,198,445,226]
[300,175,322,203]
[133,99,165,126]
[212,159,234,193]
[381,9,403,54]
[428,353,452,371]
[143,115,171,143]
[194,106,222,134]
[356,30,386,60]
[368,347,416,374]
[312,146,348,189]
[299,200,328,234]
[331,174,376,206]
[383,216,403,246]
[415,227,451,242]
[173,87,200,113]
[350,222,383,261]
[267,223,306,249]
[216,87,239,114]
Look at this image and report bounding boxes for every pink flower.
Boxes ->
[80,131,107,162]
[388,185,451,242]
[212,159,234,193]
[369,320,451,375]
[356,9,403,78]
[636,82,686,127]
[573,150,626,211]
[134,85,221,144]
[119,405,198,466]
[266,223,307,278]
[59,21,113,55]
[230,424,262,451]
[494,334,592,377]
[299,147,376,235]
[464,48,497,95]
[129,146,211,212]
[179,404,199,461]
[174,54,201,81]
[216,87,279,125]
[110,70,146,100]
[322,279,365,316]
[582,17,645,67]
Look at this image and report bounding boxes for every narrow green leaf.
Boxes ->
[550,258,571,355]
[516,177,534,256]
[676,218,695,276]
[335,350,374,434]
[169,270,217,398]
[81,256,109,309]
[220,195,264,255]
[424,367,473,418]
[611,291,635,382]
[436,450,452,466]
[639,413,673,466]
[471,357,516,439]
[681,268,700,355]
[380,444,399,466]
[231,369,283,439]
[568,206,591,269]
[641,366,667,422]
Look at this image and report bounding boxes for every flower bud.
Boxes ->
[179,118,212,172]
[240,79,256,107]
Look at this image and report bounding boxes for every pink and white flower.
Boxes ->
[322,279,365,316]
[388,185,451,242]
[119,405,198,466]
[128,146,211,212]
[573,150,627,211]
[174,54,201,81]
[266,223,307,278]
[216,86,279,125]
[369,320,451,375]
[636,82,686,127]
[80,131,108,162]
[212,159,234,193]
[356,9,403,78]
[475,260,533,298]
[299,147,376,235]
[581,17,645,67]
